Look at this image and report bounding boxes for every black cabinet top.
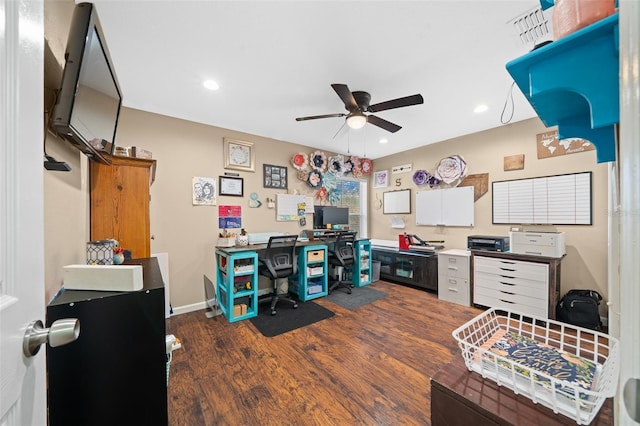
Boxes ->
[49,257,164,305]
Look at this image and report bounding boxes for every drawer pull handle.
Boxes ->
[524,251,542,255]
[447,288,459,293]
[447,266,458,271]
[499,268,516,272]
[499,281,515,285]
[499,299,515,304]
[499,290,515,295]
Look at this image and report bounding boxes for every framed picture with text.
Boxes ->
[219,176,244,197]
[263,164,288,189]
[223,138,255,172]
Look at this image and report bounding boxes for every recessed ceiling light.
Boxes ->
[203,80,219,91]
[474,104,488,113]
[379,138,388,144]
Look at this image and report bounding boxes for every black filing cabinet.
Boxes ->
[46,258,167,426]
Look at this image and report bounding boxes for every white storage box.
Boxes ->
[452,308,619,425]
[510,231,566,257]
[64,264,143,292]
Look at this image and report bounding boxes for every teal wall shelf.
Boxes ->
[353,240,372,287]
[291,244,328,301]
[506,13,619,163]
[215,249,258,322]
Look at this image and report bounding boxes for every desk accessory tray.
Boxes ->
[452,308,619,425]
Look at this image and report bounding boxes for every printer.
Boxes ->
[467,235,510,252]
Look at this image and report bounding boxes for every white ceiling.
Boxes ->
[91,0,549,159]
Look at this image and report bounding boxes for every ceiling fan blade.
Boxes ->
[331,84,358,111]
[367,115,402,133]
[295,113,346,122]
[368,94,424,113]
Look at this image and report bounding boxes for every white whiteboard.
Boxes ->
[416,186,474,227]
[383,189,411,214]
[492,172,592,225]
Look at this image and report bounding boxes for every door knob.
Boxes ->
[23,318,80,357]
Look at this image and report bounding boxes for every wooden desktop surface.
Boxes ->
[216,233,366,254]
[430,355,613,425]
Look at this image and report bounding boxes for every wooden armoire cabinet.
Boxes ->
[90,155,156,258]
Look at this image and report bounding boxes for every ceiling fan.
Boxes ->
[295,83,424,134]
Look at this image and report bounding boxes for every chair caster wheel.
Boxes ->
[271,309,277,315]
[293,303,298,309]
[346,289,352,294]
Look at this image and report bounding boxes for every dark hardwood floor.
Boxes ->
[166,281,482,425]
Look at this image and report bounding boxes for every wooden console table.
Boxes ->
[430,356,612,425]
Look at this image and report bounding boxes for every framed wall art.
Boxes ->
[263,164,288,189]
[219,176,244,197]
[373,170,389,188]
[192,176,216,206]
[223,138,255,172]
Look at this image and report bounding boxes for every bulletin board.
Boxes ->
[276,194,308,221]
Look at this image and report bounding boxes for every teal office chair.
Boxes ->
[328,232,356,294]
[258,235,299,315]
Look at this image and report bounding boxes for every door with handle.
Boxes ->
[0,1,48,424]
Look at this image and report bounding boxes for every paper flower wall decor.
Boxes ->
[435,154,468,185]
[309,151,327,172]
[327,154,344,176]
[413,169,441,188]
[296,169,308,182]
[360,158,373,175]
[427,174,441,188]
[350,156,364,177]
[291,153,308,171]
[343,158,355,175]
[315,187,328,201]
[413,170,429,186]
[307,170,323,188]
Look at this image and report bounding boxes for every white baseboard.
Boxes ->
[171,301,207,316]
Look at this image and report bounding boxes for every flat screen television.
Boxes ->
[50,2,122,164]
[322,207,350,227]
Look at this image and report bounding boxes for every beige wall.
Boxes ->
[44,0,609,317]
[117,108,340,309]
[370,118,609,314]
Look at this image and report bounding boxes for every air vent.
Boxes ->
[509,6,553,46]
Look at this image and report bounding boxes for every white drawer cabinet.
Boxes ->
[473,254,554,318]
[438,249,471,306]
[509,231,566,257]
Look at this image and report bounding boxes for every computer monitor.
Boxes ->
[313,205,324,229]
[322,207,349,227]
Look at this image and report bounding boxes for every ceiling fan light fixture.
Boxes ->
[346,112,367,130]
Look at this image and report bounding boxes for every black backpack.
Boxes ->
[556,289,603,331]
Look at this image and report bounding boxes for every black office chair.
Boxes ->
[258,235,298,316]
[328,231,356,294]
